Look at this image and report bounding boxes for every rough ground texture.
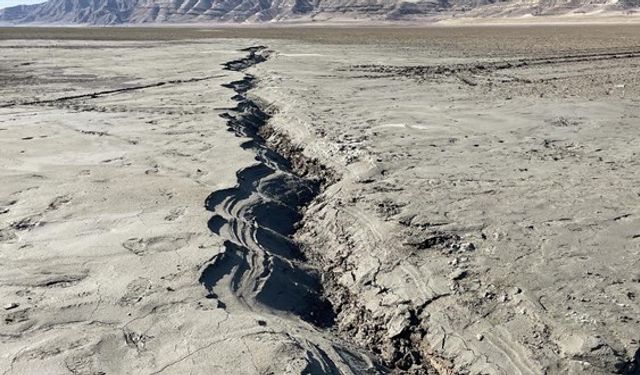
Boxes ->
[1,26,640,375]
[0,0,639,24]
[249,27,640,374]
[0,39,378,374]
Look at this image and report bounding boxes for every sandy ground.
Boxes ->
[0,39,375,374]
[1,26,640,374]
[251,31,640,374]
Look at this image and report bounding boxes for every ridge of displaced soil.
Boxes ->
[207,46,447,374]
[248,37,640,375]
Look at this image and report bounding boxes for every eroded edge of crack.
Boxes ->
[231,49,448,374]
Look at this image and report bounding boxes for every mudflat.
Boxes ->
[1,25,639,374]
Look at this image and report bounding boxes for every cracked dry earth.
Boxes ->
[250,32,640,374]
[2,25,640,375]
[0,40,377,374]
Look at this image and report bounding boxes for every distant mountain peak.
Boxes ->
[0,0,636,24]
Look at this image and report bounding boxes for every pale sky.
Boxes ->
[1,0,45,8]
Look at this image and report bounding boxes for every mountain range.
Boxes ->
[0,0,638,24]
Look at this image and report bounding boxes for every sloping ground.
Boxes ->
[0,0,638,24]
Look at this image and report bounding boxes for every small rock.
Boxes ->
[460,242,476,252]
[450,268,467,281]
[4,303,19,310]
[477,334,484,341]
[387,308,410,339]
[519,307,527,315]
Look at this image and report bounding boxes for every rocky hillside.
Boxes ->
[0,0,635,24]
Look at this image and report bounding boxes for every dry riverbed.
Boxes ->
[1,26,640,374]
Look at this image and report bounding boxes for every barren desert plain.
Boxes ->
[1,25,640,374]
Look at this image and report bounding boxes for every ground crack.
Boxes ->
[0,74,225,108]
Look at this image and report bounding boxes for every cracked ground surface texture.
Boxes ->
[251,30,640,374]
[2,25,640,375]
[0,39,373,374]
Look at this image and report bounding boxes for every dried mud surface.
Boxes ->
[2,25,640,375]
[0,39,378,375]
[250,27,640,374]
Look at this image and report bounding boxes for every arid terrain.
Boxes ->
[1,25,639,374]
[1,0,639,25]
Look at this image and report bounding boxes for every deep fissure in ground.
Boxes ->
[200,46,439,374]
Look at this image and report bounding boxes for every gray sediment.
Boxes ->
[200,46,337,328]
[201,46,444,374]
